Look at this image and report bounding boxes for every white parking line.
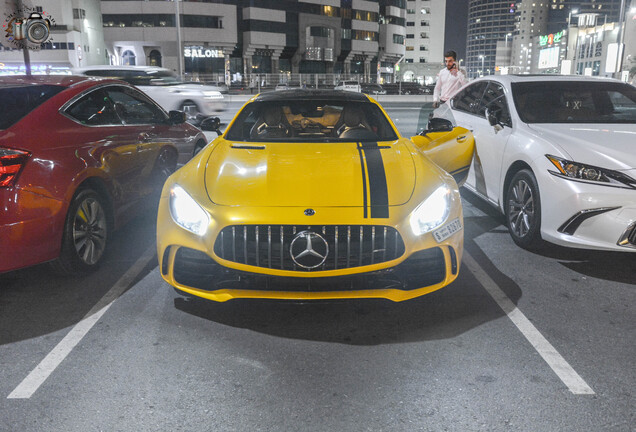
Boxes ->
[463,251,595,395]
[7,245,156,399]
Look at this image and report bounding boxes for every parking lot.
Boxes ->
[1,99,634,432]
[1,188,633,431]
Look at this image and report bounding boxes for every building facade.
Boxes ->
[398,0,446,84]
[100,0,406,84]
[466,0,517,78]
[0,0,107,74]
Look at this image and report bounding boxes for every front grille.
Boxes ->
[213,225,405,272]
[172,246,446,292]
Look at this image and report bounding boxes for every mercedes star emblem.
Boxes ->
[290,230,329,269]
[304,208,315,216]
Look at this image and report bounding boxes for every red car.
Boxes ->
[0,75,207,274]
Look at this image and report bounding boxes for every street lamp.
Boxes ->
[505,32,512,47]
[614,0,627,79]
[479,55,484,77]
[174,0,184,78]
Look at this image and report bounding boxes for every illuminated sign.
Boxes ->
[539,46,560,69]
[539,31,564,47]
[184,48,223,58]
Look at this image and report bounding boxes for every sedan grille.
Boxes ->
[213,225,406,272]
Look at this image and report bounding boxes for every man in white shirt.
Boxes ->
[432,50,467,108]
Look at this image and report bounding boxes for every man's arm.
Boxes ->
[457,68,468,86]
[433,71,443,107]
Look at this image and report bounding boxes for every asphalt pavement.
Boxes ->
[1,101,634,432]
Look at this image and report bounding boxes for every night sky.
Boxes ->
[444,0,470,62]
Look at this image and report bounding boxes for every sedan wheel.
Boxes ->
[506,169,543,249]
[155,147,177,182]
[179,100,199,120]
[51,188,108,274]
[192,140,208,157]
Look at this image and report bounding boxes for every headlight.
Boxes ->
[410,186,451,235]
[203,91,223,99]
[169,185,210,236]
[546,155,636,188]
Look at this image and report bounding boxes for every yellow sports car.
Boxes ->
[157,90,474,302]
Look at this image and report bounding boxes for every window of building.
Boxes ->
[310,26,331,38]
[393,34,405,44]
[406,21,415,26]
[406,34,414,39]
[122,50,136,66]
[73,8,86,19]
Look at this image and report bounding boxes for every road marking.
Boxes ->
[463,251,595,395]
[7,245,156,399]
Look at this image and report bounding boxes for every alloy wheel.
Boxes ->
[72,197,107,265]
[508,179,535,239]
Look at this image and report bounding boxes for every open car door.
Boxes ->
[410,118,475,186]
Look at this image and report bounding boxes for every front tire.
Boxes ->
[193,140,206,157]
[51,188,109,274]
[505,169,543,249]
[179,100,199,120]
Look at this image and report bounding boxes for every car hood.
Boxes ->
[204,141,415,207]
[527,124,636,170]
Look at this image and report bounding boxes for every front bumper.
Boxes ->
[160,243,460,302]
[157,196,465,301]
[539,172,636,251]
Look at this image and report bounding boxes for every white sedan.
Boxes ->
[73,66,226,118]
[435,75,636,252]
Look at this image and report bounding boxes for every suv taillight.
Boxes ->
[0,148,30,187]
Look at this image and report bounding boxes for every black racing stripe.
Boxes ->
[361,142,389,219]
[450,165,471,176]
[357,144,368,218]
[450,165,470,184]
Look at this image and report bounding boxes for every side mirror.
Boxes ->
[168,110,186,124]
[200,116,222,136]
[421,117,454,135]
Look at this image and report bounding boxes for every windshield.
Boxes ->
[0,84,64,129]
[225,100,399,142]
[512,81,636,124]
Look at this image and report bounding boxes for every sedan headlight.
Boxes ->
[546,155,636,188]
[410,186,451,235]
[203,91,223,99]
[169,185,210,236]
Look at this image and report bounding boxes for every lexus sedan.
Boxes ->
[157,90,475,302]
[0,75,206,274]
[435,75,636,252]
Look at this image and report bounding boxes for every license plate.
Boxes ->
[433,218,462,243]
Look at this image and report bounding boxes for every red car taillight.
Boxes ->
[0,148,31,187]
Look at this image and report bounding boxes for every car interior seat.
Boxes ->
[250,106,290,139]
[336,105,370,137]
